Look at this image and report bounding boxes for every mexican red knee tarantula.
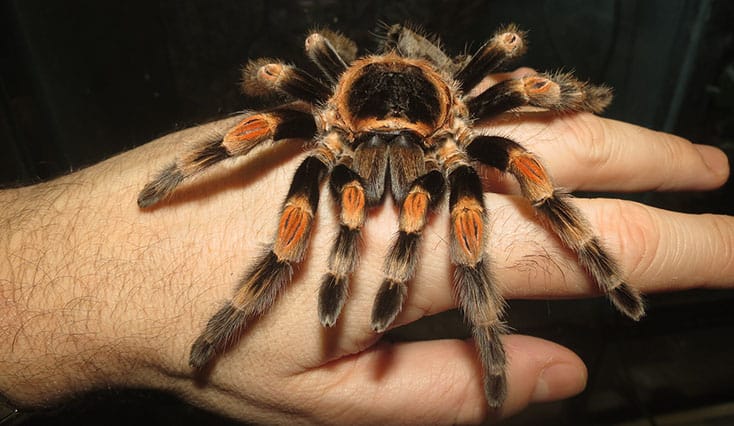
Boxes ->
[138,23,645,408]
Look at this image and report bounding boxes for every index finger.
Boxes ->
[291,335,586,424]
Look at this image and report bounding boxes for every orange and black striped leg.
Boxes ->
[241,59,330,104]
[371,170,445,332]
[447,164,508,408]
[189,154,329,368]
[137,106,316,208]
[467,136,645,320]
[318,163,367,326]
[466,72,613,120]
[455,24,527,93]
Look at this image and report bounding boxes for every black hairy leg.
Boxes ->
[241,59,331,104]
[137,105,316,208]
[189,149,332,368]
[371,169,446,332]
[466,135,644,320]
[467,72,613,120]
[318,162,366,326]
[446,162,508,408]
[455,24,527,93]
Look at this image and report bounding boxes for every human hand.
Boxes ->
[0,109,729,423]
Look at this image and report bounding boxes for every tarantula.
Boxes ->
[137,23,645,408]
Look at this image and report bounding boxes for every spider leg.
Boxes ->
[467,72,612,120]
[378,23,455,71]
[447,162,508,408]
[370,168,445,331]
[366,131,445,331]
[137,105,316,208]
[317,29,358,63]
[318,161,366,326]
[305,32,349,84]
[318,131,395,326]
[466,135,645,320]
[189,147,334,368]
[241,59,330,104]
[455,24,527,93]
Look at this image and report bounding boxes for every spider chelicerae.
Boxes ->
[137,23,645,408]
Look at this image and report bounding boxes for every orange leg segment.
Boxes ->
[189,154,329,369]
[138,105,315,208]
[446,164,508,408]
[466,135,645,320]
[371,170,445,332]
[319,164,367,327]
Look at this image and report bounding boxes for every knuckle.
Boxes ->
[593,199,661,283]
[574,114,613,170]
[704,214,734,286]
[554,113,613,177]
[652,133,690,191]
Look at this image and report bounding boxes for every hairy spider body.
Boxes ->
[138,24,645,408]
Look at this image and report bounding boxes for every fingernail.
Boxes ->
[532,362,587,402]
[695,145,730,179]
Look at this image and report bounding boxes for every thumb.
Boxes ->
[296,335,587,423]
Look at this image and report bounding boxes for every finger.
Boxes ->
[483,113,729,192]
[581,198,734,293]
[485,196,734,298]
[299,335,586,424]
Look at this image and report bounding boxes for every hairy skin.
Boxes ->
[0,110,731,423]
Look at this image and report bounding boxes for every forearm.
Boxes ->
[0,114,315,415]
[0,163,162,406]
[0,120,243,406]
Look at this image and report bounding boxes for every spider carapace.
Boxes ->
[138,23,645,408]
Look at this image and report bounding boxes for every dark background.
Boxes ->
[2,0,733,424]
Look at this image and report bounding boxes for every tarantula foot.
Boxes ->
[138,163,184,208]
[485,373,508,409]
[370,280,407,332]
[318,274,349,327]
[610,283,645,321]
[189,337,216,369]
